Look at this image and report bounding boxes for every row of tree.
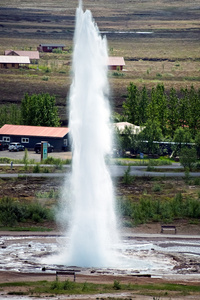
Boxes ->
[117,83,200,138]
[115,123,200,158]
[0,93,61,128]
[1,84,200,157]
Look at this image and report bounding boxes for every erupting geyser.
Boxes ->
[60,0,119,267]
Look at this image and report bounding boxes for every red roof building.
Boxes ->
[108,57,125,70]
[37,44,65,53]
[0,124,70,151]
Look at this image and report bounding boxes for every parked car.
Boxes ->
[34,143,54,153]
[8,142,25,151]
[0,140,9,151]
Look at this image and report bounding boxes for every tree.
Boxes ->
[111,112,126,123]
[137,86,149,125]
[138,119,163,155]
[147,87,159,123]
[154,84,168,136]
[179,147,197,171]
[167,87,179,137]
[195,131,200,159]
[187,86,200,137]
[122,83,140,125]
[21,93,60,127]
[0,104,21,127]
[178,88,190,128]
[172,127,193,156]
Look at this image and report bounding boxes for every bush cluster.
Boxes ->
[0,197,53,227]
[119,192,200,225]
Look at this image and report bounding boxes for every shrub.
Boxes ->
[0,197,19,226]
[112,71,124,77]
[0,157,12,163]
[180,147,197,171]
[52,48,63,54]
[113,280,121,290]
[152,184,162,192]
[27,202,53,222]
[194,177,200,185]
[0,197,53,226]
[43,157,64,168]
[147,165,155,171]
[42,76,49,81]
[50,280,60,290]
[33,164,40,173]
[62,280,75,291]
[118,192,200,226]
[23,148,29,171]
[122,165,134,184]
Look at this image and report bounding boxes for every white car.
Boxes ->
[8,142,25,152]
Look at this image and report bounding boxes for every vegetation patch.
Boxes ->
[0,196,54,227]
[0,280,200,298]
[118,192,200,225]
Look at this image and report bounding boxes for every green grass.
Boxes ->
[113,157,173,166]
[0,226,52,231]
[1,280,200,297]
[35,189,59,199]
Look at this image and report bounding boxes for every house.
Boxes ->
[0,56,30,69]
[0,124,70,151]
[4,50,40,64]
[114,122,145,134]
[108,57,125,70]
[37,44,65,53]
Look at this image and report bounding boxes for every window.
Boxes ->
[21,138,29,143]
[2,136,10,142]
[63,139,68,146]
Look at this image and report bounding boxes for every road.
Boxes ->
[0,149,72,163]
[0,150,200,177]
[0,163,200,178]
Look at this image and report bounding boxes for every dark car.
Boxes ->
[8,142,25,151]
[0,140,9,151]
[34,143,54,153]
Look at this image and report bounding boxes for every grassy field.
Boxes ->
[1,279,200,299]
[0,0,200,123]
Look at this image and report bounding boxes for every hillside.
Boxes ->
[0,0,200,124]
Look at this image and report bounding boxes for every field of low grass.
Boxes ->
[1,279,200,298]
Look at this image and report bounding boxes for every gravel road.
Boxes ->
[0,150,72,163]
